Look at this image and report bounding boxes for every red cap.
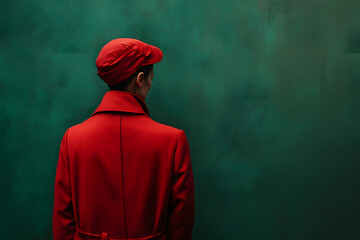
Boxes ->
[96,38,163,86]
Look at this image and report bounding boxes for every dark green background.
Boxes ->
[1,0,360,239]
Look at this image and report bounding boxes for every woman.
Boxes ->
[53,38,195,240]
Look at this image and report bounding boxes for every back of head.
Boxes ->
[108,64,154,91]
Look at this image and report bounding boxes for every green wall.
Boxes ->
[1,0,360,239]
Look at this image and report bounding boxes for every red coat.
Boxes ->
[53,90,195,240]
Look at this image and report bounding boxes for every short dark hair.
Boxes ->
[109,64,153,91]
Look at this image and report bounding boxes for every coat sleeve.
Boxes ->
[53,128,76,240]
[167,130,195,240]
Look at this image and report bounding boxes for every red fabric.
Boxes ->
[96,38,163,86]
[53,90,195,240]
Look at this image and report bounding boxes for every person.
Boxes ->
[52,38,195,240]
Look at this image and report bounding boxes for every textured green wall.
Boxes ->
[1,0,360,239]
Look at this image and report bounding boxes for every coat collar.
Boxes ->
[91,90,150,117]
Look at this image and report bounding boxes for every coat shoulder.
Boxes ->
[146,117,183,135]
[65,114,183,141]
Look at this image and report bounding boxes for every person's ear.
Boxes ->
[136,72,145,88]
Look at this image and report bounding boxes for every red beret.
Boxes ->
[96,38,163,86]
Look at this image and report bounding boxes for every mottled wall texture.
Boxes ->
[1,0,359,239]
